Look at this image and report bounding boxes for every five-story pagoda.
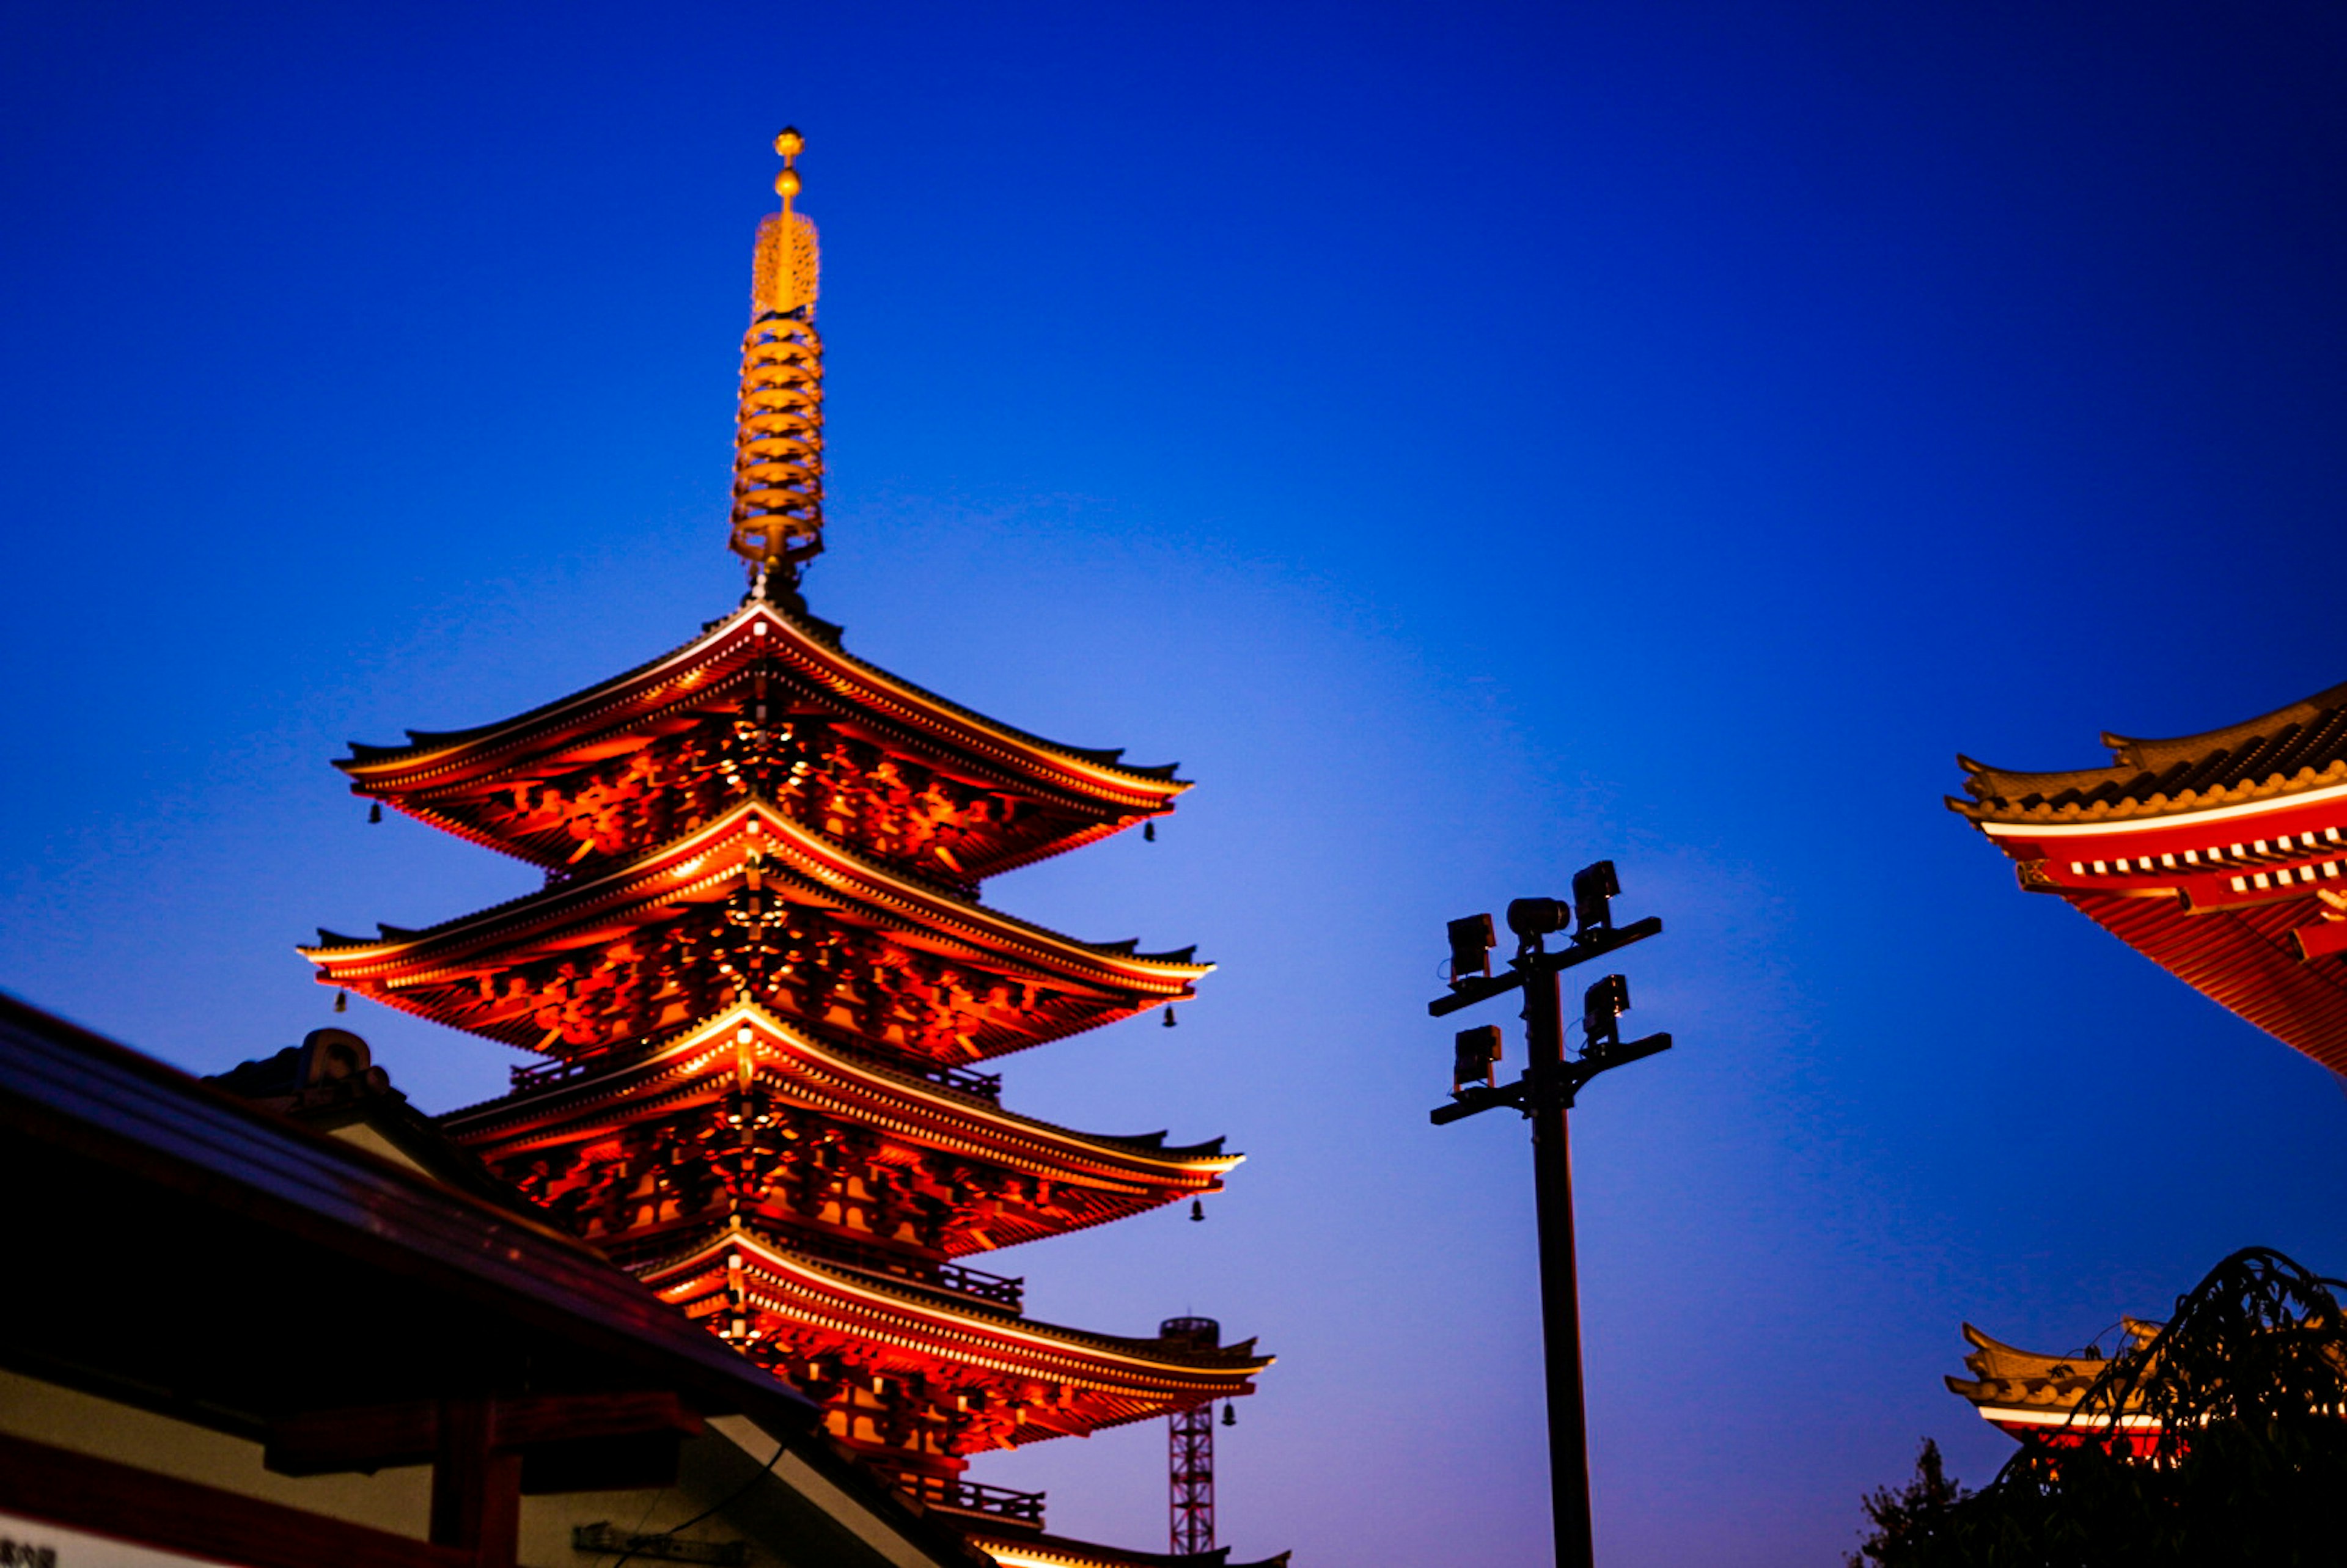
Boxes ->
[304,131,1269,1544]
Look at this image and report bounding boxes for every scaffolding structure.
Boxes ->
[1160,1317,1221,1555]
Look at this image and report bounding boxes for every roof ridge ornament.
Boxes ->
[730,126,825,604]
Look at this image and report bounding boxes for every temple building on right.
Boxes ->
[1941,678,2347,1442]
[1950,679,2347,1072]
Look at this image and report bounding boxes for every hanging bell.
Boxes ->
[1144,820,1156,842]
[1189,1199,1204,1222]
[1221,1403,1236,1427]
[1162,1006,1177,1029]
[368,802,383,824]
[333,990,348,1013]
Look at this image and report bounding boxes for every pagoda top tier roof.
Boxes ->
[1951,678,2347,829]
[337,599,1189,876]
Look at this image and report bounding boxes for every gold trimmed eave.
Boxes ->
[300,797,1209,1060]
[1945,1322,2162,1446]
[1950,678,2347,829]
[647,1226,1269,1443]
[966,1531,1290,1568]
[337,601,1188,874]
[438,1002,1240,1252]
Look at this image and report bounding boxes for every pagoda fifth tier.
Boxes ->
[305,132,1270,1520]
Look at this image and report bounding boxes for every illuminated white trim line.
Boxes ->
[1973,1404,2161,1431]
[1978,779,2347,838]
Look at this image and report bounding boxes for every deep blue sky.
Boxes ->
[7,3,2347,1563]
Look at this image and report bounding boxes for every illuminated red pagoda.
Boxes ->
[304,131,1272,1559]
[1951,678,2347,1072]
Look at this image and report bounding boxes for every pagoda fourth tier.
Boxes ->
[337,599,1188,889]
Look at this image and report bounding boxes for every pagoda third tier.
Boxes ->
[301,797,1208,1067]
[337,600,1188,888]
[441,1002,1240,1262]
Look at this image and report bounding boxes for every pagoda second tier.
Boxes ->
[646,1226,1269,1470]
[337,600,1188,886]
[301,797,1208,1066]
[440,1003,1240,1259]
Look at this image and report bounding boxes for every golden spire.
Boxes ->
[730,126,825,591]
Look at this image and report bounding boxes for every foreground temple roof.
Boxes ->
[1953,678,2347,1072]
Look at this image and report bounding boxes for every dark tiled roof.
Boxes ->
[1952,678,2347,825]
[0,988,818,1430]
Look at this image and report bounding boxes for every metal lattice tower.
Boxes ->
[1161,1317,1220,1555]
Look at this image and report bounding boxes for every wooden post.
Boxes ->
[430,1399,522,1568]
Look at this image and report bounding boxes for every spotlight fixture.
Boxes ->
[1452,1024,1504,1096]
[1505,896,1573,954]
[1581,974,1629,1053]
[1447,913,1496,987]
[1571,860,1620,938]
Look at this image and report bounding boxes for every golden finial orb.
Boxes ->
[775,169,801,200]
[774,126,805,160]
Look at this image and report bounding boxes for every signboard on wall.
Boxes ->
[0,1512,234,1568]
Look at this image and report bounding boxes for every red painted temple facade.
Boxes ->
[1946,678,2347,1449]
[1952,678,2347,1075]
[305,133,1273,1563]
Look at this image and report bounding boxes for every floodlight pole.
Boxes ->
[1428,873,1669,1568]
[1520,954,1596,1568]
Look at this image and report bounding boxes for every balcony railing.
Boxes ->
[795,1236,1024,1311]
[894,1474,1047,1528]
[507,1039,658,1094]
[910,1060,1003,1101]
